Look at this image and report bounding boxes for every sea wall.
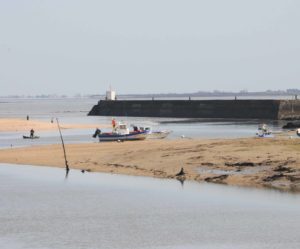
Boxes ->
[278,100,300,120]
[88,99,300,119]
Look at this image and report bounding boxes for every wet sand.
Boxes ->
[0,137,300,192]
[0,118,108,132]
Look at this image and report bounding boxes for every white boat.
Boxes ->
[146,130,171,139]
[96,122,149,142]
[256,124,273,138]
[137,126,171,139]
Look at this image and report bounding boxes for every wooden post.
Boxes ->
[56,118,70,175]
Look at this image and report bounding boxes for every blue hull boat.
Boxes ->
[98,131,148,142]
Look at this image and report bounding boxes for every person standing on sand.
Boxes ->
[26,115,29,120]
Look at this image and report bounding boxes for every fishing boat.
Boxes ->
[96,122,149,142]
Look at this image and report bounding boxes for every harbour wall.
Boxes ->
[88,100,300,120]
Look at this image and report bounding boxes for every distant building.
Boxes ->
[106,89,116,101]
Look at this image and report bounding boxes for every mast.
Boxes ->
[56,118,70,175]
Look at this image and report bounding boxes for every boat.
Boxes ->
[147,130,171,139]
[297,128,300,137]
[256,124,273,138]
[137,126,171,139]
[97,122,149,142]
[145,128,171,139]
[23,135,40,139]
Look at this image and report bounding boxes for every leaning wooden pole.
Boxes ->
[56,118,70,174]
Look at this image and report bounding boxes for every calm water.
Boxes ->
[0,99,299,248]
[0,164,300,249]
[0,97,293,149]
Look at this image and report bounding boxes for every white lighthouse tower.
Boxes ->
[105,85,116,101]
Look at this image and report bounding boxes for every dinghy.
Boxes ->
[23,135,40,139]
[138,126,172,139]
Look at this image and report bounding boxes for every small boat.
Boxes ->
[256,124,273,138]
[23,135,40,139]
[97,122,149,142]
[138,126,171,139]
[147,130,171,139]
[296,128,300,137]
[146,130,171,139]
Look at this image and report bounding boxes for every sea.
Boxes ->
[0,96,295,148]
[0,97,299,249]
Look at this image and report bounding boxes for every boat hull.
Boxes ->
[23,136,40,139]
[98,131,148,142]
[146,131,171,139]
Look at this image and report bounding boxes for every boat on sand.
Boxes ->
[256,124,273,138]
[95,122,149,142]
[135,126,172,139]
[146,130,171,139]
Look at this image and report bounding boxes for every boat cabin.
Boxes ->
[114,122,130,135]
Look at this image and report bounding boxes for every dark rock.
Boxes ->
[286,175,300,182]
[175,167,185,176]
[274,166,295,173]
[263,173,284,182]
[282,121,300,129]
[201,162,215,166]
[205,175,228,183]
[225,162,255,167]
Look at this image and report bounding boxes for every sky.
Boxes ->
[0,0,300,95]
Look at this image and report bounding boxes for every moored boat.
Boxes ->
[23,135,40,139]
[98,131,148,141]
[137,126,171,139]
[96,122,149,142]
[256,124,273,138]
[146,130,171,139]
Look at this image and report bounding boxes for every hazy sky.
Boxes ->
[0,0,299,95]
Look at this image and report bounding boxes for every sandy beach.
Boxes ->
[0,136,300,192]
[0,118,109,132]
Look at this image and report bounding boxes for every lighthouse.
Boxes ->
[105,86,116,101]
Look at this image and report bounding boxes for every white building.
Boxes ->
[106,89,116,100]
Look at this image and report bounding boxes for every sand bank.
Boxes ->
[0,118,109,132]
[0,137,300,192]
